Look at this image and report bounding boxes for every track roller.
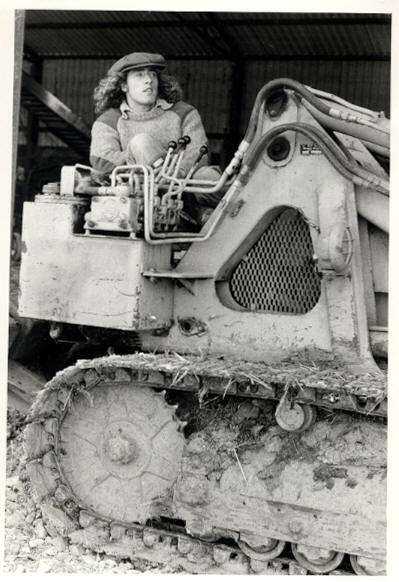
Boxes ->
[291,543,344,573]
[275,398,316,432]
[177,536,194,555]
[213,545,233,565]
[238,533,286,561]
[349,554,386,575]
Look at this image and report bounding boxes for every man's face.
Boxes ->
[122,67,159,110]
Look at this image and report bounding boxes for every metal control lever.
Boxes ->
[164,144,210,206]
[178,135,191,149]
[169,135,191,178]
[154,141,178,185]
[184,145,209,182]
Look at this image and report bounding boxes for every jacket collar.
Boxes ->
[120,98,173,119]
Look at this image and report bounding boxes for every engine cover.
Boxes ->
[19,199,173,331]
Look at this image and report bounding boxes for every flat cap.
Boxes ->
[109,52,166,75]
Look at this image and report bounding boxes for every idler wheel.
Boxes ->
[291,543,344,573]
[238,534,286,561]
[350,554,386,575]
[275,399,316,432]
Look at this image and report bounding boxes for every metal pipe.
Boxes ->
[144,175,243,244]
[156,141,177,186]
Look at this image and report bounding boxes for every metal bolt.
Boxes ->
[177,537,193,555]
[289,518,304,534]
[250,558,267,573]
[213,546,231,564]
[143,531,157,547]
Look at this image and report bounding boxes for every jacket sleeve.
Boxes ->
[179,108,209,176]
[90,117,127,174]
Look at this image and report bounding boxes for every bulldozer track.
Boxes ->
[67,516,354,575]
[24,353,386,575]
[31,352,386,421]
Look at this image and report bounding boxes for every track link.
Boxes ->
[31,352,386,420]
[23,353,386,575]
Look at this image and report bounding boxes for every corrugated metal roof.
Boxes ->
[224,22,390,57]
[25,11,390,25]
[24,11,391,59]
[25,10,204,25]
[26,25,219,58]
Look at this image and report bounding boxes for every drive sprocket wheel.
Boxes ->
[58,382,184,523]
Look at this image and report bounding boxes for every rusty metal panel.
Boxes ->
[19,201,174,330]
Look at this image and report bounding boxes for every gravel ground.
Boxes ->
[2,408,167,575]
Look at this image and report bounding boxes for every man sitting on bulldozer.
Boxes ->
[90,51,222,224]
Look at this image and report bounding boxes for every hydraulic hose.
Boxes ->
[245,78,390,149]
[243,123,389,196]
[245,78,342,144]
[301,100,389,151]
[296,123,390,193]
[359,140,390,158]
[304,86,379,119]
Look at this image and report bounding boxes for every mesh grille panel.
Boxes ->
[229,208,321,313]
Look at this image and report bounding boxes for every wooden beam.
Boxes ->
[25,13,391,30]
[22,72,91,139]
[38,53,391,62]
[12,10,25,237]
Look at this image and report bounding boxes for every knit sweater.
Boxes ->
[90,98,209,175]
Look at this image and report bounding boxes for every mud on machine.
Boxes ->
[19,79,388,575]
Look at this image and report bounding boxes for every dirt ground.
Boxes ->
[2,408,166,575]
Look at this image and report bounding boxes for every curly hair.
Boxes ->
[93,70,184,116]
